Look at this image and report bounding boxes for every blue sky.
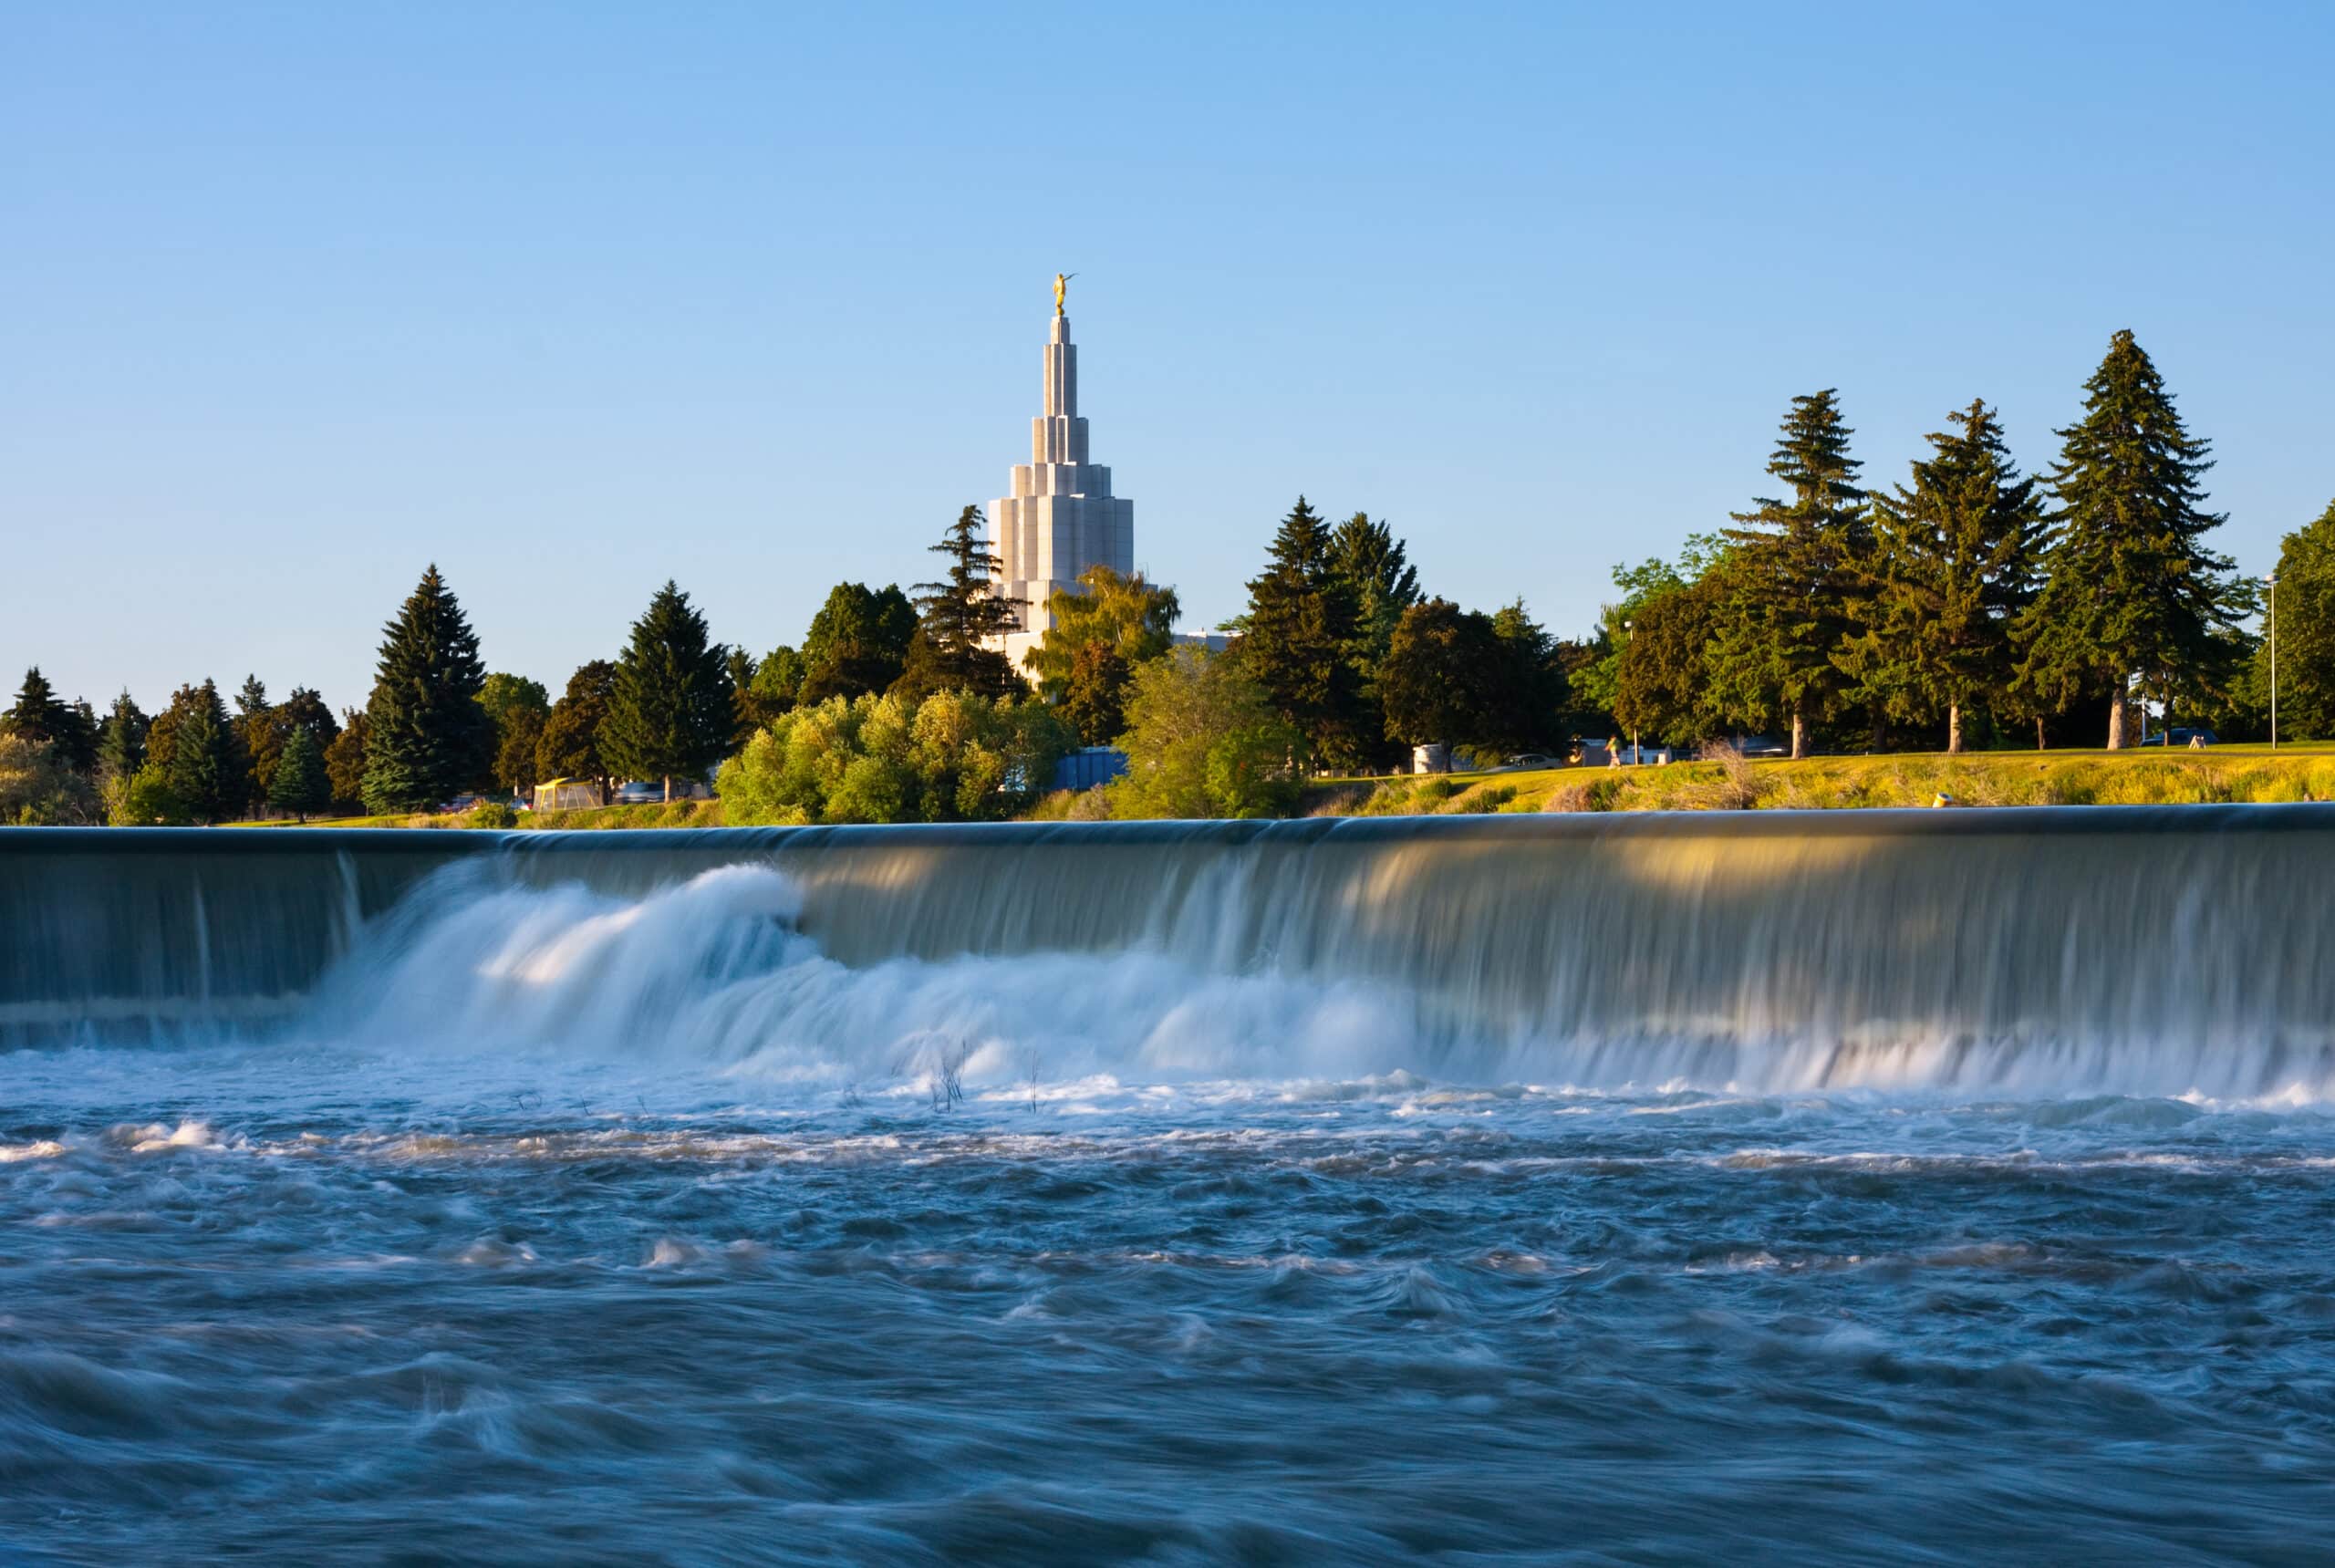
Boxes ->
[5,1,2330,713]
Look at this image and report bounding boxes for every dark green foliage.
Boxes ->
[2255,499,2335,739]
[894,506,1022,704]
[535,660,615,794]
[600,580,735,798]
[1712,390,1870,756]
[478,672,550,792]
[362,565,493,814]
[798,583,918,704]
[1239,496,1368,767]
[2017,330,2237,747]
[1614,570,1729,747]
[737,645,806,736]
[1836,400,2047,751]
[95,691,150,786]
[1487,600,1570,753]
[233,675,282,813]
[1379,599,1508,753]
[1059,639,1134,746]
[153,680,246,824]
[1327,513,1421,670]
[5,668,98,775]
[267,724,330,821]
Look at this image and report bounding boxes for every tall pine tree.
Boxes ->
[600,581,734,801]
[893,505,1021,702]
[2017,330,2236,748]
[1710,390,1869,758]
[5,668,98,775]
[1837,400,2046,752]
[362,565,492,813]
[95,691,150,787]
[157,680,244,824]
[1240,496,1368,767]
[268,724,330,823]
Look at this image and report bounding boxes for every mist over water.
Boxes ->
[5,816,2335,1562]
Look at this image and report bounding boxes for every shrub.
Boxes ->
[720,691,1070,826]
[467,800,518,829]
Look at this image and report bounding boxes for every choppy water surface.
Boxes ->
[5,863,2334,1563]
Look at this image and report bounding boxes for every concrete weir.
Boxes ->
[5,808,2335,1071]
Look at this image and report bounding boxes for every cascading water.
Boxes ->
[5,810,2333,1562]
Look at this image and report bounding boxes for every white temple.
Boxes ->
[990,289,1135,673]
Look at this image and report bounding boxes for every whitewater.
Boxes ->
[4,814,2333,1563]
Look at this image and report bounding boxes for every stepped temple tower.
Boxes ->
[990,277,1135,671]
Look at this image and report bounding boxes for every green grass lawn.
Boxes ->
[1306,743,2335,817]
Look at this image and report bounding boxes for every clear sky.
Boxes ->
[5,1,2331,715]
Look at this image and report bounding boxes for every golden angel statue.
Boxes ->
[1053,272,1076,315]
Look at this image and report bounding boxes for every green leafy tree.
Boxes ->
[1106,646,1302,819]
[798,583,918,704]
[1711,390,1870,757]
[1614,567,1731,748]
[95,691,150,789]
[719,691,1069,826]
[267,724,331,822]
[1379,598,1506,758]
[362,565,492,813]
[893,506,1022,704]
[1569,534,1728,730]
[1487,599,1570,753]
[737,644,807,735]
[1835,400,2047,752]
[324,709,369,815]
[2017,330,2238,748]
[1021,566,1180,697]
[112,762,191,826]
[601,581,735,801]
[535,660,616,798]
[0,733,100,825]
[476,672,550,793]
[1058,639,1134,746]
[2254,499,2335,740]
[1239,496,1368,767]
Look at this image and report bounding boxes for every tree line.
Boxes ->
[7,325,2330,826]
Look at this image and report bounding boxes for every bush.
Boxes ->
[0,734,101,825]
[467,800,518,829]
[720,691,1071,826]
[1104,647,1302,820]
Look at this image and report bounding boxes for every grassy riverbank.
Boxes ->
[1308,743,2335,817]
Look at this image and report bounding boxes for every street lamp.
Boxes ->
[2266,573,2279,751]
[1623,619,1639,765]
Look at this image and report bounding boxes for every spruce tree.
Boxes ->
[95,691,150,786]
[268,724,330,822]
[5,668,98,774]
[1837,400,2046,752]
[2017,330,2236,747]
[160,680,244,824]
[600,581,735,801]
[1240,496,1368,767]
[894,505,1021,702]
[361,565,492,813]
[1708,390,1869,757]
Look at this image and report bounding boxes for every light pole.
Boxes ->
[1624,619,1639,764]
[2266,573,2279,751]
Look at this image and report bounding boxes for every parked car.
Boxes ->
[1491,753,1563,773]
[611,781,665,805]
[2143,728,2217,748]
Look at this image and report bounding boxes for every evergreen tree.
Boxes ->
[5,668,98,774]
[324,708,369,813]
[1836,400,2047,752]
[2253,499,2335,740]
[1711,390,1870,757]
[157,680,244,824]
[798,583,918,704]
[361,565,493,813]
[1239,496,1368,767]
[1327,513,1421,669]
[2017,330,2237,748]
[267,724,330,822]
[278,687,340,754]
[894,505,1022,703]
[95,691,150,787]
[232,674,285,814]
[1486,599,1571,753]
[535,660,616,798]
[601,581,735,801]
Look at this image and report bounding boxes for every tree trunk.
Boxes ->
[1790,706,1808,761]
[2035,716,2047,752]
[2105,693,2127,750]
[1947,702,1963,755]
[661,774,673,803]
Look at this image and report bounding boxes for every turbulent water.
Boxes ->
[5,820,2335,1563]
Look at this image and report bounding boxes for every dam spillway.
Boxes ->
[5,806,2332,1095]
